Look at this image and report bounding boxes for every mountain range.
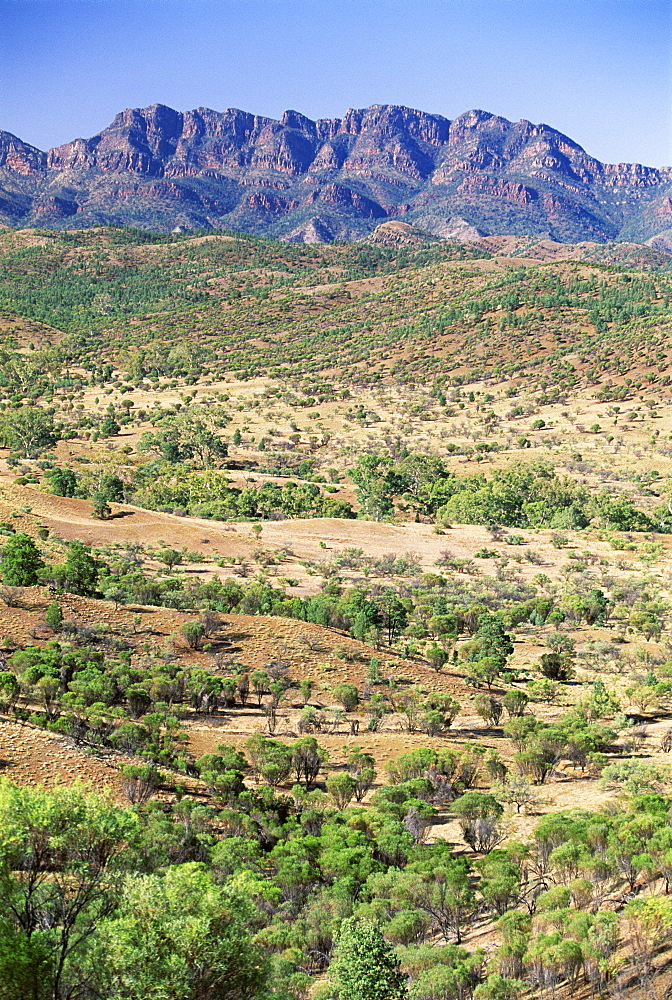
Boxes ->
[1,102,671,246]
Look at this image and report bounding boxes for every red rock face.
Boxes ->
[333,105,450,145]
[32,196,79,217]
[1,103,671,242]
[240,191,295,215]
[302,183,387,217]
[601,162,662,187]
[0,132,46,175]
[457,176,536,205]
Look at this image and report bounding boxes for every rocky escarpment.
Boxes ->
[1,103,670,243]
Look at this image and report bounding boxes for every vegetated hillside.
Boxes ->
[1,102,671,245]
[1,223,672,393]
[3,225,672,999]
[3,471,672,998]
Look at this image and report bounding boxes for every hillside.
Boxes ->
[1,223,672,392]
[3,224,672,999]
[1,102,671,244]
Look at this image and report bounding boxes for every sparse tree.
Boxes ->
[333,682,359,712]
[327,772,357,809]
[158,548,182,573]
[0,406,56,457]
[89,490,111,520]
[44,601,63,631]
[1,533,44,586]
[180,621,205,650]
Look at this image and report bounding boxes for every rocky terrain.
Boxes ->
[1,102,671,243]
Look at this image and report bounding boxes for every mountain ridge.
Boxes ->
[1,102,671,244]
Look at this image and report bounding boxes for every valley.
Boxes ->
[2,221,672,999]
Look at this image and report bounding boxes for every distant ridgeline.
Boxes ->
[0,102,671,243]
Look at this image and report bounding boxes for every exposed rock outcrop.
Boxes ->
[1,102,670,244]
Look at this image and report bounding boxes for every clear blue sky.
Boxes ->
[1,0,670,166]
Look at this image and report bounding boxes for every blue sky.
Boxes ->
[1,0,670,166]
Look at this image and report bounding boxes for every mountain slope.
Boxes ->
[1,224,672,401]
[1,103,671,243]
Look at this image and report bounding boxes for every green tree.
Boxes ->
[391,856,476,944]
[502,690,529,718]
[244,735,293,786]
[621,894,672,981]
[377,591,409,644]
[44,602,63,631]
[48,468,78,497]
[55,540,101,597]
[250,670,269,706]
[0,780,137,1000]
[0,671,19,713]
[427,644,448,673]
[100,414,121,437]
[158,548,182,573]
[291,736,328,789]
[91,492,112,520]
[327,772,357,809]
[474,974,526,1000]
[88,864,268,999]
[467,657,502,691]
[629,610,662,642]
[1,532,45,585]
[333,683,359,712]
[473,614,514,664]
[515,733,565,784]
[477,850,523,916]
[120,765,164,805]
[181,621,205,650]
[539,652,574,682]
[503,715,539,750]
[423,693,461,731]
[452,792,505,852]
[329,918,408,1000]
[0,406,56,457]
[493,775,541,815]
[545,632,575,656]
[348,749,376,801]
[98,473,125,502]
[350,455,402,521]
[138,415,228,468]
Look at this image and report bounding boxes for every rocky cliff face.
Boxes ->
[1,103,670,243]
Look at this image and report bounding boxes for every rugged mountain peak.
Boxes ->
[0,131,45,174]
[1,102,670,244]
[333,104,450,144]
[281,110,317,135]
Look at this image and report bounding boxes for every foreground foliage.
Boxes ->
[1,760,672,999]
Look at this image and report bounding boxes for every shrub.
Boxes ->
[120,764,164,804]
[453,791,505,852]
[181,621,205,650]
[539,653,574,682]
[1,533,44,586]
[333,682,359,712]
[44,601,64,631]
[326,772,357,809]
